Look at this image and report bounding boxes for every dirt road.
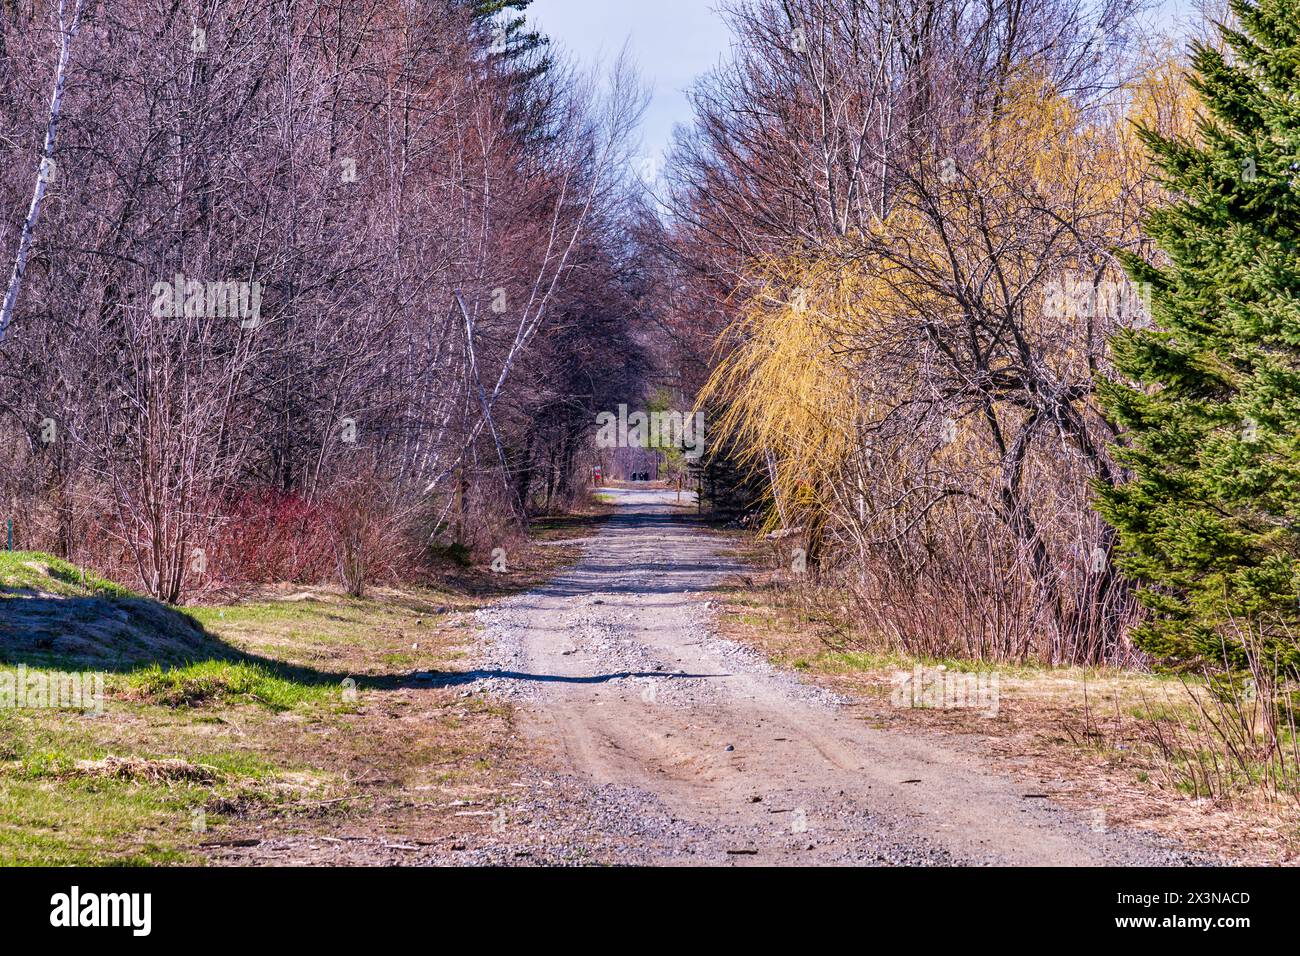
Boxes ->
[472,487,1202,866]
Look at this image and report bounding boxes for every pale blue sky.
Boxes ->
[527,0,732,173]
[526,0,1201,170]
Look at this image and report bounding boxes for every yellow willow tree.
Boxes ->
[863,73,1156,661]
[1125,41,1203,146]
[701,69,1168,662]
[699,254,890,573]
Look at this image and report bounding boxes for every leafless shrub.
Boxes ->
[1129,617,1300,800]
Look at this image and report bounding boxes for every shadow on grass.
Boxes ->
[0,592,424,693]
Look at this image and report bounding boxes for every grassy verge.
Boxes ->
[0,550,140,599]
[709,537,1300,864]
[0,515,598,865]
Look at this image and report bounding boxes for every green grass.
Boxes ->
[0,749,323,865]
[187,599,360,628]
[188,598,383,634]
[0,562,490,864]
[121,660,339,711]
[0,550,140,599]
[2,560,353,710]
[810,649,1011,675]
[1129,700,1190,723]
[188,595,442,646]
[0,711,313,866]
[805,648,1181,683]
[0,774,200,865]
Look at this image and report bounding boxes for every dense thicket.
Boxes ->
[0,0,646,599]
[661,0,1189,664]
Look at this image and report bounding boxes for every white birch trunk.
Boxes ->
[0,0,85,343]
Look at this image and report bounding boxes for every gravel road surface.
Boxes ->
[467,487,1204,866]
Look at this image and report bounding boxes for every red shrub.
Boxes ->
[211,487,335,586]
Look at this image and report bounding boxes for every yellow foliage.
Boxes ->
[698,254,878,528]
[1125,42,1202,146]
[701,65,1175,537]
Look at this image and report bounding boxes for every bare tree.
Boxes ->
[0,0,85,343]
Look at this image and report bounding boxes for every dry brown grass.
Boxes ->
[708,539,1300,865]
[70,756,223,784]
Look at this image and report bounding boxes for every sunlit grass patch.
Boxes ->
[0,550,138,599]
[0,772,200,866]
[0,717,324,866]
[120,660,338,711]
[188,597,385,633]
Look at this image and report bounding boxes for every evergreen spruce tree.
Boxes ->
[466,0,553,140]
[468,0,550,74]
[1096,0,1300,669]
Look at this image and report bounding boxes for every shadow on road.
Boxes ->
[416,668,730,686]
